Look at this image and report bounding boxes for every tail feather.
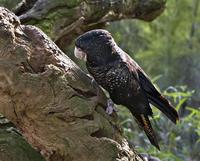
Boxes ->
[134,114,160,150]
[149,95,179,124]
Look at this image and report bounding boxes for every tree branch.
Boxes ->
[9,0,166,48]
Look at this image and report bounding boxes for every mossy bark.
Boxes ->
[0,0,166,49]
[0,7,144,161]
[0,129,45,161]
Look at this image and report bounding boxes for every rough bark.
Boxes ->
[0,7,144,161]
[0,0,166,50]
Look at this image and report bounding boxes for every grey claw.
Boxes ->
[106,99,117,115]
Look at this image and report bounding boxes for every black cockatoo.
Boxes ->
[74,29,179,150]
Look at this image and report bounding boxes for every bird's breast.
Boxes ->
[87,64,110,89]
[86,62,140,105]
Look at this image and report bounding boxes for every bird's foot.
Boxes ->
[106,99,117,115]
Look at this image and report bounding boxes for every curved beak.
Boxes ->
[74,46,87,61]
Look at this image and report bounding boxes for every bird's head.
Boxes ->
[74,29,118,66]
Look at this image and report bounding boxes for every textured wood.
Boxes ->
[0,0,165,49]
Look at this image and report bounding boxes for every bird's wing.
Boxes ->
[122,51,178,123]
[120,52,178,149]
[137,68,179,124]
[117,53,153,115]
[106,61,152,116]
[105,59,160,149]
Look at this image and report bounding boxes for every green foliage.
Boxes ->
[0,0,21,10]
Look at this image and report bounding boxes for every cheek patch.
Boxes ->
[74,47,87,61]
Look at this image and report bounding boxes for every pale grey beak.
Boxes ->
[74,47,87,61]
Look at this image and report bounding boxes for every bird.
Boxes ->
[74,29,179,150]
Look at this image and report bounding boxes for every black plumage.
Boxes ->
[74,29,179,150]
